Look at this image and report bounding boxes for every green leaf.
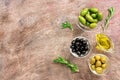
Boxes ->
[62,21,73,31]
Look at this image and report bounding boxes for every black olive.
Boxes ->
[83,41,87,45]
[79,42,82,46]
[76,47,79,51]
[77,46,80,49]
[77,51,81,55]
[72,40,75,44]
[75,38,80,42]
[80,46,84,50]
[70,45,75,49]
[81,50,86,54]
[72,49,76,52]
[84,46,89,51]
[75,42,80,46]
[79,38,84,42]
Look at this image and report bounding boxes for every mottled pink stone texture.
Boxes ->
[0,0,120,80]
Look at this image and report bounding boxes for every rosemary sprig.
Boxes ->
[104,7,115,30]
[53,57,79,73]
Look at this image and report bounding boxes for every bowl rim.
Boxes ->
[70,36,91,58]
[88,54,110,76]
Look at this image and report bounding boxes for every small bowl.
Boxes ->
[70,36,91,58]
[88,54,110,76]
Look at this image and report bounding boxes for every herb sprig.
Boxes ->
[62,21,73,31]
[53,57,79,73]
[104,7,115,30]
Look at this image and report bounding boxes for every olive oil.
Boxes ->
[96,33,113,52]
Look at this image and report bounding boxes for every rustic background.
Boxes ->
[0,0,120,80]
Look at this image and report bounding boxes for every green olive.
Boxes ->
[89,8,99,13]
[96,61,102,67]
[93,19,98,23]
[87,11,90,15]
[90,57,95,64]
[101,56,107,63]
[86,21,90,26]
[95,55,101,60]
[91,14,97,18]
[102,63,107,69]
[79,16,86,25]
[97,12,103,21]
[85,14,94,22]
[91,65,96,70]
[80,8,89,16]
[96,67,103,74]
[89,23,97,29]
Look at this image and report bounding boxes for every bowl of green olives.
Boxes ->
[88,54,110,75]
[78,8,103,31]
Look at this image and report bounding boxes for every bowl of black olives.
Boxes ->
[70,36,91,58]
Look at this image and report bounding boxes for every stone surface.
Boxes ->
[0,0,120,80]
